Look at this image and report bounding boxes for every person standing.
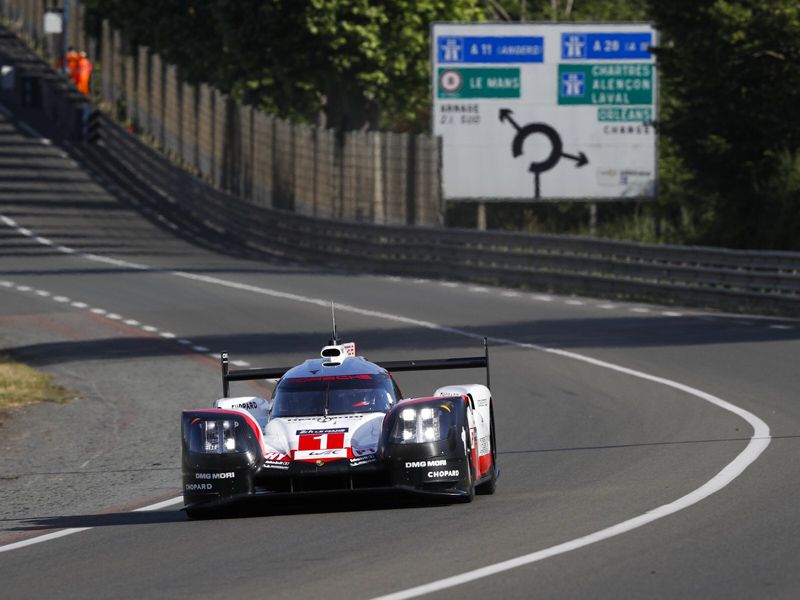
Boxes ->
[76,51,92,96]
[65,46,80,86]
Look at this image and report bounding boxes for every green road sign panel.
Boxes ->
[438,67,521,99]
[558,63,653,105]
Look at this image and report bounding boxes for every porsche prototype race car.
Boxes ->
[181,339,498,516]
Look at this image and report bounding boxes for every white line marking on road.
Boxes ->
[17,228,31,237]
[16,285,31,291]
[0,213,776,583]
[0,496,183,554]
[159,332,177,339]
[35,237,53,245]
[662,311,682,317]
[440,282,460,288]
[141,325,158,332]
[501,291,520,298]
[123,319,140,326]
[469,286,488,293]
[35,290,50,297]
[565,299,584,306]
[598,303,615,309]
[105,313,122,320]
[231,360,251,367]
[70,302,88,309]
[532,294,553,302]
[192,345,210,353]
[89,308,107,315]
[769,324,792,330]
[630,307,651,313]
[52,296,70,303]
[177,339,193,345]
[0,280,12,287]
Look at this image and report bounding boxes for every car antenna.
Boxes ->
[330,302,339,345]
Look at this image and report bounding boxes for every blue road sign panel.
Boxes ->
[438,36,544,64]
[561,32,652,60]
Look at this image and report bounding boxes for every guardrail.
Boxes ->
[66,113,800,318]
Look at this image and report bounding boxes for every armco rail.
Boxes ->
[68,115,800,318]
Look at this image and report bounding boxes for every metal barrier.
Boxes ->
[68,113,800,318]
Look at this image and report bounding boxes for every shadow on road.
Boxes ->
[7,491,453,532]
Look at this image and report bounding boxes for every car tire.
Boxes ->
[476,406,497,495]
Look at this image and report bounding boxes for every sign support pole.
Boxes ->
[477,202,487,231]
[62,0,70,74]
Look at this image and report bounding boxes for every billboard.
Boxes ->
[432,23,658,201]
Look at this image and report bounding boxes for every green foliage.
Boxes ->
[649,0,800,248]
[86,0,484,130]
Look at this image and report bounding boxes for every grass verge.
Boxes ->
[0,354,70,410]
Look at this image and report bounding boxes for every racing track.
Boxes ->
[0,109,799,599]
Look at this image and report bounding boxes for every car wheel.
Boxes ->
[476,406,497,495]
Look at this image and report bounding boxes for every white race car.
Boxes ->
[181,338,498,517]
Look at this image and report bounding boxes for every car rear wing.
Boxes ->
[220,338,490,397]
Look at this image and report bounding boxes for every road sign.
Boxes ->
[437,68,521,99]
[432,23,657,201]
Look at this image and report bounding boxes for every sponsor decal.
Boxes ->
[264,451,290,461]
[288,374,372,383]
[350,454,377,467]
[195,472,235,480]
[185,483,213,491]
[296,428,348,435]
[294,448,349,460]
[405,459,447,469]
[478,436,491,456]
[427,470,460,479]
[297,429,347,452]
[263,460,290,470]
[233,401,258,409]
[353,447,376,457]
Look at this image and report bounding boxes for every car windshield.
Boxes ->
[271,373,399,418]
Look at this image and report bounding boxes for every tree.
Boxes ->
[87,0,485,131]
[649,0,800,248]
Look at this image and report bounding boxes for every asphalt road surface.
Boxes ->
[0,110,798,600]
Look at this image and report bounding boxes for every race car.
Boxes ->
[181,338,498,517]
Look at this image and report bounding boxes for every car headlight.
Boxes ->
[390,405,451,444]
[189,419,240,454]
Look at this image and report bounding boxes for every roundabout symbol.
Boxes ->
[499,108,588,198]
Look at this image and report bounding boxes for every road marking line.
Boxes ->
[70,301,88,309]
[105,313,122,320]
[89,308,107,315]
[630,307,650,313]
[662,311,682,317]
[231,360,251,367]
[35,290,50,297]
[52,296,70,303]
[598,303,615,309]
[769,324,792,330]
[159,332,176,339]
[565,299,584,306]
[123,319,140,326]
[16,285,31,291]
[0,213,776,583]
[532,294,553,302]
[469,286,488,293]
[0,496,183,554]
[192,345,210,353]
[501,291,520,298]
[440,282,460,288]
